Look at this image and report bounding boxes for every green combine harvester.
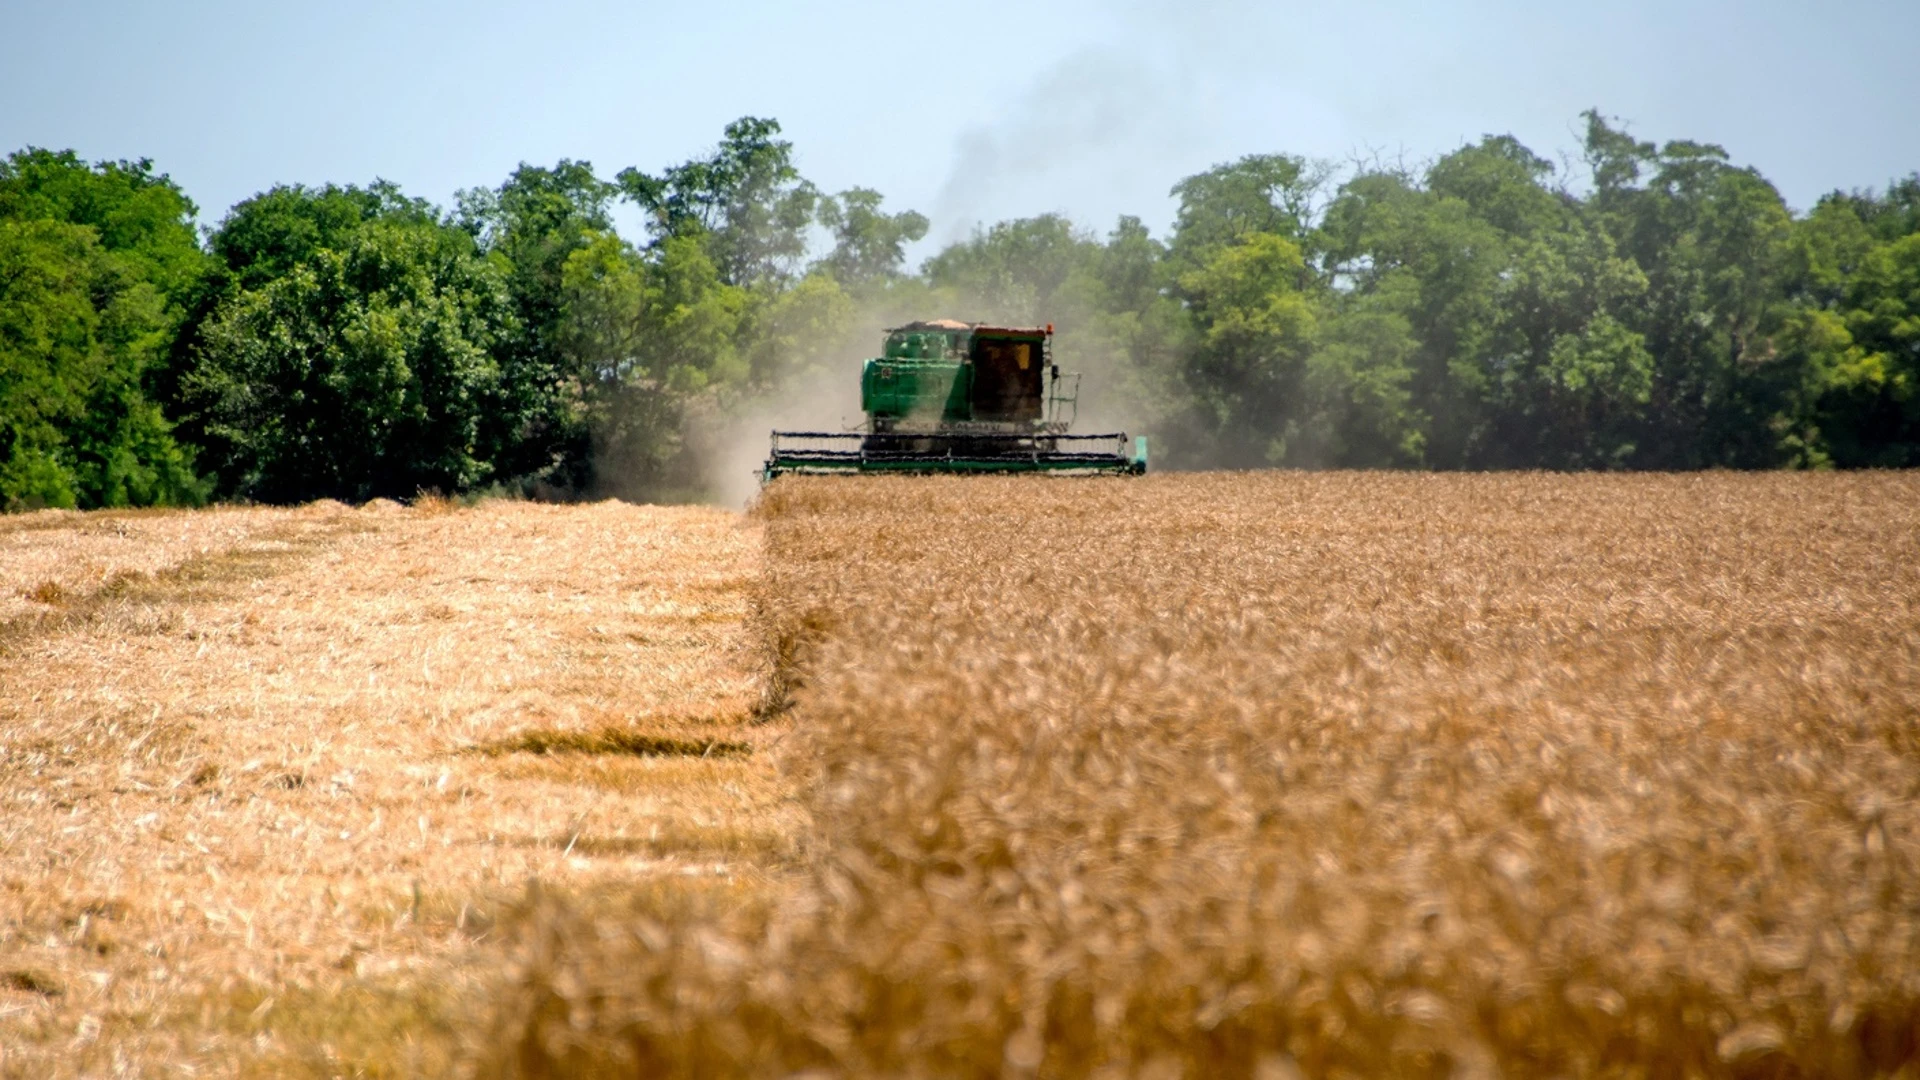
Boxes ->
[764,320,1147,479]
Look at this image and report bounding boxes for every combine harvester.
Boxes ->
[764,320,1147,479]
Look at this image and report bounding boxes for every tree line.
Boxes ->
[3,113,1917,509]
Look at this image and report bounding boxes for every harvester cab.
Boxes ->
[764,320,1147,479]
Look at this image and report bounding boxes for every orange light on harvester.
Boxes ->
[1046,323,1054,334]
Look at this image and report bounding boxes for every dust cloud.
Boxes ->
[698,360,863,510]
[688,297,1166,509]
[691,302,916,509]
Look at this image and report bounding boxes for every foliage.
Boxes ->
[816,187,928,289]
[1177,232,1319,465]
[0,149,207,510]
[555,231,747,498]
[922,214,1101,324]
[1168,153,1329,267]
[8,112,1920,510]
[188,201,515,502]
[212,181,436,292]
[457,161,619,488]
[616,117,819,290]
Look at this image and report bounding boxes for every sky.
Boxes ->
[5,0,1918,256]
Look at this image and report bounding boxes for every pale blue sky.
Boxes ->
[4,0,1917,254]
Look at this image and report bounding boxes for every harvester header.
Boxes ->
[764,320,1147,479]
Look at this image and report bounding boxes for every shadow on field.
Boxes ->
[466,728,752,760]
[0,517,367,654]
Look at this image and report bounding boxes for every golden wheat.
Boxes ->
[493,471,1920,1079]
[0,499,783,1077]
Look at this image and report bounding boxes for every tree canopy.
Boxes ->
[0,149,207,509]
[5,115,1919,510]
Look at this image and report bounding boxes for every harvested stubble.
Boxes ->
[493,471,1920,1078]
[0,498,787,1077]
[1,505,298,626]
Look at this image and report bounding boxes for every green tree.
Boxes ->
[188,204,516,502]
[555,232,748,498]
[740,272,858,391]
[17,110,1920,504]
[1478,223,1653,467]
[1303,294,1424,466]
[212,182,434,291]
[1806,231,1920,464]
[1581,111,1795,466]
[1168,154,1329,269]
[1176,232,1319,466]
[1424,136,1565,240]
[1319,162,1510,466]
[0,149,206,509]
[1047,217,1197,459]
[1311,134,1669,469]
[458,161,619,486]
[0,148,208,305]
[1829,174,1920,244]
[922,214,1101,323]
[617,118,819,290]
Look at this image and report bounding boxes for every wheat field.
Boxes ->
[0,499,787,1077]
[4,474,1916,1077]
[492,472,1920,1078]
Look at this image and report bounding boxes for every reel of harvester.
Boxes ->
[764,321,1148,480]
